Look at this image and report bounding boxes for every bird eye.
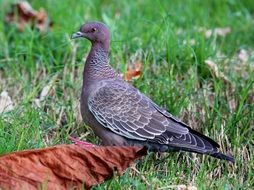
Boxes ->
[91,28,97,33]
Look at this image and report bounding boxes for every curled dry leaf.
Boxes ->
[5,1,53,32]
[125,69,141,81]
[0,144,147,190]
[124,60,142,81]
[205,60,229,82]
[0,91,14,113]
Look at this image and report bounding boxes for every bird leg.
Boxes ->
[69,136,95,148]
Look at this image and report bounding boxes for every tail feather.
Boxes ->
[188,130,235,163]
[148,128,235,163]
[171,145,235,163]
[190,130,235,163]
[129,127,235,163]
[210,151,235,163]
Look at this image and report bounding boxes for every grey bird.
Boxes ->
[71,21,234,163]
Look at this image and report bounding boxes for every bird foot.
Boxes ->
[69,136,95,148]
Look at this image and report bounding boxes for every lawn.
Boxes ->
[0,0,253,189]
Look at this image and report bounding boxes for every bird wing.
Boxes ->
[88,81,219,151]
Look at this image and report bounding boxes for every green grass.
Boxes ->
[0,0,254,189]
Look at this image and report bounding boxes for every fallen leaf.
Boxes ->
[5,1,53,32]
[158,184,198,190]
[237,49,248,63]
[124,69,141,81]
[230,49,253,78]
[33,98,41,107]
[187,186,198,190]
[33,85,51,107]
[228,98,237,112]
[205,60,229,82]
[204,27,231,39]
[183,39,196,46]
[0,91,14,113]
[40,85,52,101]
[124,60,142,81]
[176,28,184,35]
[33,75,58,107]
[215,27,231,36]
[0,144,147,190]
[73,100,83,125]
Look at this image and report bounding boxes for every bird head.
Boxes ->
[71,22,110,45]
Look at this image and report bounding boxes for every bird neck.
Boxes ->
[83,42,119,85]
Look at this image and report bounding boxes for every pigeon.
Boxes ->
[71,21,234,163]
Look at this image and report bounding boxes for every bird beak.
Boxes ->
[71,31,85,39]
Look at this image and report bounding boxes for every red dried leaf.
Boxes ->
[5,1,52,32]
[0,144,147,190]
[125,70,141,81]
[124,61,142,81]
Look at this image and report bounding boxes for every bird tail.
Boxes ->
[159,128,235,163]
[188,129,235,163]
[172,145,235,163]
[169,146,235,163]
[209,151,235,163]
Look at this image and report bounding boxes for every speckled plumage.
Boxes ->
[72,21,234,163]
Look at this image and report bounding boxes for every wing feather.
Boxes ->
[88,81,218,153]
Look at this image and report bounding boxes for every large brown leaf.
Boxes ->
[0,144,147,190]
